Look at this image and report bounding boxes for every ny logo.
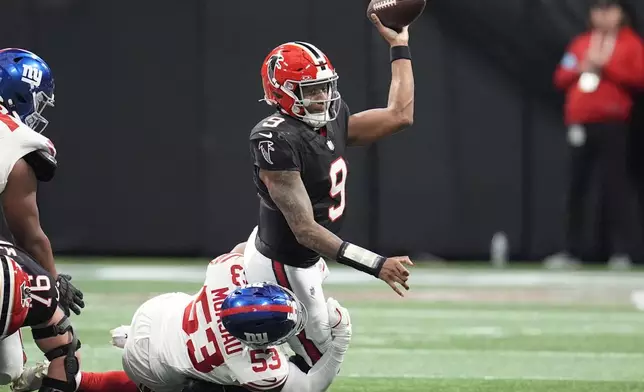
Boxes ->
[22,65,43,88]
[245,332,269,345]
[286,301,297,321]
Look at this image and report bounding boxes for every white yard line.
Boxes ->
[349,347,644,358]
[354,324,644,336]
[348,308,644,321]
[57,263,644,287]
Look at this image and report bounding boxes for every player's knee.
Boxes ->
[32,314,82,392]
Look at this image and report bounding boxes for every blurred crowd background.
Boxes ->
[3,0,644,268]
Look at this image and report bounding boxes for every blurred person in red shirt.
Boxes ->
[547,0,644,269]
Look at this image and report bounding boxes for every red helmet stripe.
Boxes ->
[220,304,294,317]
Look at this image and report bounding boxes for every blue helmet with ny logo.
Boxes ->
[221,282,308,349]
[0,48,55,132]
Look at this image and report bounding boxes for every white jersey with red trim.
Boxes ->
[0,106,56,194]
[157,253,290,391]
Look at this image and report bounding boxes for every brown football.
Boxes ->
[367,0,427,32]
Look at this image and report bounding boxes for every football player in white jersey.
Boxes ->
[0,48,85,392]
[116,245,351,392]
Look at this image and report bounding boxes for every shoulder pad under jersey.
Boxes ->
[24,150,57,182]
[250,114,304,141]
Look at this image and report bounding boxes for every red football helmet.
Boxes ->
[261,42,341,129]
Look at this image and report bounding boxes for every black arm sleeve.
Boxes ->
[23,150,57,182]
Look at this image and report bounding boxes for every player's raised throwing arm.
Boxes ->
[260,169,412,296]
[346,15,414,146]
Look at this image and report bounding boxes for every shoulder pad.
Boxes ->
[251,115,296,139]
[23,150,57,182]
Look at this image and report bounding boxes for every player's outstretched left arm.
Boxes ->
[347,14,414,146]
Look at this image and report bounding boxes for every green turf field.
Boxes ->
[4,260,644,392]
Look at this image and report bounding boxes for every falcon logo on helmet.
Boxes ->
[260,42,341,129]
[266,53,285,89]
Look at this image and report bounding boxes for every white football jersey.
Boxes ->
[0,106,56,194]
[156,253,290,391]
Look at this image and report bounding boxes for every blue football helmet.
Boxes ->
[221,282,308,349]
[0,48,55,133]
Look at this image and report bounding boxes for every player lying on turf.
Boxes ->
[104,247,351,392]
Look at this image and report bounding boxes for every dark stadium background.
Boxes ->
[3,0,644,263]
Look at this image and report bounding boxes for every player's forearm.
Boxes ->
[297,225,387,277]
[386,56,414,127]
[282,336,350,392]
[20,233,57,277]
[264,170,345,259]
[294,223,344,260]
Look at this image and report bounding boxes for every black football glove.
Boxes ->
[56,274,85,316]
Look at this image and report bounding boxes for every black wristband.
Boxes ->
[336,241,387,277]
[390,45,411,63]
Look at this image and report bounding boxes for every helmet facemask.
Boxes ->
[242,285,309,350]
[288,74,340,129]
[24,91,55,133]
[276,285,308,345]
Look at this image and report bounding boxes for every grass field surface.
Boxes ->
[3,260,644,392]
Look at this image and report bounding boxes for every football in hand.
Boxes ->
[367,0,427,31]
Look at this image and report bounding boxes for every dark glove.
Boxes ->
[56,274,85,316]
